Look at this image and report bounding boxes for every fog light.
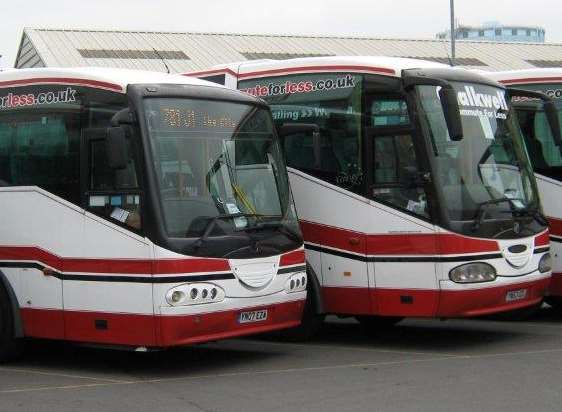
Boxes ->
[190,288,198,299]
[285,272,307,293]
[166,283,225,306]
[449,262,496,283]
[171,291,184,303]
[539,253,552,273]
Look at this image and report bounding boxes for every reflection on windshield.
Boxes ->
[144,98,299,239]
[417,82,542,238]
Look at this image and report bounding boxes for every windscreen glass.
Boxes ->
[417,82,543,238]
[144,98,299,240]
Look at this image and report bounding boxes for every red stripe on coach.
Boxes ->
[279,249,305,267]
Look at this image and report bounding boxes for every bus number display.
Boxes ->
[161,107,238,130]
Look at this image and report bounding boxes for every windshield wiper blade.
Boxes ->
[192,213,262,250]
[245,221,302,243]
[512,207,549,226]
[472,197,519,232]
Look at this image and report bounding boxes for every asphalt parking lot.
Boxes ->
[2,308,562,412]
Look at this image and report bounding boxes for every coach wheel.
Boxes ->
[278,276,325,342]
[0,285,23,363]
[356,315,404,335]
[545,296,562,312]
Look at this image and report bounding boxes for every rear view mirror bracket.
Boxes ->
[402,75,463,141]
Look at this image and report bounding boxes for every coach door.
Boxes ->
[364,92,439,316]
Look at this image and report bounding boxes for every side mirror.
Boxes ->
[278,123,320,138]
[402,74,463,141]
[106,127,129,170]
[438,87,464,141]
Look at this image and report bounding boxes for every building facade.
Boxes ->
[437,22,545,43]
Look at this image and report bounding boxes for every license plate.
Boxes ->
[506,289,528,302]
[238,309,268,324]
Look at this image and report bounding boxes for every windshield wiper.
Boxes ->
[245,221,302,243]
[512,207,549,226]
[472,197,520,232]
[192,213,263,250]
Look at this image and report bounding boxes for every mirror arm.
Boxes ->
[110,108,134,127]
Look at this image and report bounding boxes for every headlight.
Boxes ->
[166,283,225,306]
[539,253,552,273]
[449,262,496,283]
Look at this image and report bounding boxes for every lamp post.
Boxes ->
[450,0,456,65]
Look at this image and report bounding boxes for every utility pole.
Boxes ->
[450,0,456,65]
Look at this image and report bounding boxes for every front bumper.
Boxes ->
[158,295,305,347]
[437,272,550,317]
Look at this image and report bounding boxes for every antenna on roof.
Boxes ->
[152,48,170,74]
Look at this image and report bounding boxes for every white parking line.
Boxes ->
[0,355,461,394]
[237,339,459,357]
[4,346,562,395]
[0,366,132,384]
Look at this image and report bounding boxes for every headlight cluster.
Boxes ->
[165,283,225,306]
[285,272,307,293]
[539,253,552,273]
[449,262,497,284]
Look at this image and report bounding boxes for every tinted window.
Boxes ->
[0,85,127,208]
[239,73,364,194]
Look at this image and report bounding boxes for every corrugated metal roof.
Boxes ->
[14,28,562,72]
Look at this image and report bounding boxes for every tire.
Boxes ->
[356,315,403,336]
[277,281,325,342]
[0,284,23,363]
[545,296,562,312]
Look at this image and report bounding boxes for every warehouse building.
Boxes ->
[13,27,562,73]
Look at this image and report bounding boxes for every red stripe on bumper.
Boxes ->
[319,278,549,318]
[159,300,304,347]
[436,278,550,317]
[20,300,305,348]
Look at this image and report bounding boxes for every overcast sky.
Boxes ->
[1,0,560,67]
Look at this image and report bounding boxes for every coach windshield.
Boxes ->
[143,97,300,256]
[416,81,544,239]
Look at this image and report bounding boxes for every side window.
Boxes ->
[0,104,81,204]
[372,134,429,218]
[369,98,429,219]
[240,73,364,194]
[85,130,142,231]
[534,111,562,167]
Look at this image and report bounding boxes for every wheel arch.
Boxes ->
[0,270,24,338]
[306,261,324,314]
